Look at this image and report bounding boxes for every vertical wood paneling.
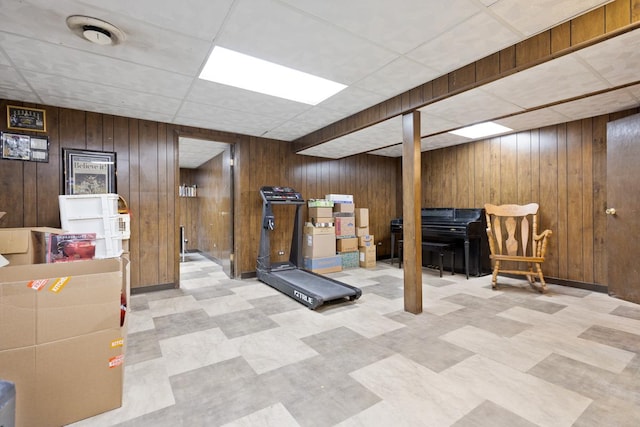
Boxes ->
[138,121,160,286]
[571,8,606,44]
[86,112,103,151]
[605,0,631,32]
[500,134,518,203]
[516,131,532,204]
[128,119,140,288]
[557,124,569,280]
[592,115,608,284]
[489,138,501,203]
[566,122,583,280]
[581,119,594,284]
[38,106,60,227]
[551,22,572,53]
[157,123,170,284]
[633,0,640,22]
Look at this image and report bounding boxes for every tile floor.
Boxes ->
[69,253,640,427]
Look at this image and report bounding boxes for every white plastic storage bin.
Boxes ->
[59,194,119,220]
[94,236,123,259]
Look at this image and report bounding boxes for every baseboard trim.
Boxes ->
[131,282,176,294]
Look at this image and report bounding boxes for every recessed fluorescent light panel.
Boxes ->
[199,46,347,105]
[448,122,513,139]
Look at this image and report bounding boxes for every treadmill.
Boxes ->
[256,186,362,309]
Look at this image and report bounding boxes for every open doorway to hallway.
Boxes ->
[178,136,234,279]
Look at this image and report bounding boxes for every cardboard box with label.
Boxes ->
[336,237,358,253]
[358,234,375,247]
[334,216,355,237]
[0,229,128,427]
[355,208,369,227]
[359,246,377,268]
[356,226,370,237]
[308,207,333,220]
[302,226,336,259]
[0,228,63,266]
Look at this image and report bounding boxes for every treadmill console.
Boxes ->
[260,186,304,203]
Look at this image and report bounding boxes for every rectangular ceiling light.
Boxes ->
[199,46,347,105]
[448,121,513,139]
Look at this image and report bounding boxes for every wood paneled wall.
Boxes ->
[236,136,401,276]
[0,99,401,286]
[194,147,233,264]
[422,108,639,286]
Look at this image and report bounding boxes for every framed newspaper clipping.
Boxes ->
[63,148,117,195]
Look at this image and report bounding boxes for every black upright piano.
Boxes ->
[390,208,490,278]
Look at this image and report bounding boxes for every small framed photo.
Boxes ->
[29,136,49,162]
[7,105,47,133]
[63,148,117,195]
[2,132,32,160]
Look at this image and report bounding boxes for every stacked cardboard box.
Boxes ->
[303,202,341,274]
[0,228,129,427]
[328,195,359,269]
[355,207,376,267]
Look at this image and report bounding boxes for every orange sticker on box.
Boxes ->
[109,354,124,368]
[48,277,71,293]
[111,338,124,348]
[27,279,49,291]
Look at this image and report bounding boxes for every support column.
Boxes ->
[402,111,422,314]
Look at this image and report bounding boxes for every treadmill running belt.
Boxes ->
[270,269,356,300]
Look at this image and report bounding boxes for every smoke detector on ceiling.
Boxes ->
[66,15,126,46]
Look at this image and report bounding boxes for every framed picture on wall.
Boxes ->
[63,148,117,195]
[7,105,47,132]
[1,132,49,162]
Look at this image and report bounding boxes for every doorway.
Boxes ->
[178,136,234,279]
[606,112,640,304]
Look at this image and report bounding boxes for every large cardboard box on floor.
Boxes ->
[302,228,336,259]
[0,227,64,266]
[359,245,377,268]
[303,255,342,274]
[0,253,127,427]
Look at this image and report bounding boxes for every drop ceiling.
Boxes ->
[0,0,635,165]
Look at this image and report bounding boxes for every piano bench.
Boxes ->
[398,240,455,278]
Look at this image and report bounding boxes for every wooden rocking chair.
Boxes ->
[484,203,552,293]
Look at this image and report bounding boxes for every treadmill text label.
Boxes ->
[293,290,313,304]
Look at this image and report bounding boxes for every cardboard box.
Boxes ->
[336,237,358,253]
[310,217,334,226]
[340,251,359,269]
[307,199,333,208]
[334,216,355,237]
[308,207,333,219]
[303,255,342,274]
[358,234,375,247]
[0,255,126,427]
[355,208,369,227]
[303,225,335,235]
[0,329,124,427]
[325,194,354,203]
[0,228,63,266]
[359,246,377,268]
[356,226,370,237]
[303,233,336,258]
[333,202,355,213]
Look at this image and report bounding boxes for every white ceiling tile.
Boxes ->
[420,89,523,126]
[0,87,41,104]
[550,87,639,120]
[317,86,389,115]
[291,107,350,129]
[76,0,234,41]
[484,54,610,109]
[176,102,287,136]
[262,121,320,142]
[494,108,570,131]
[42,95,176,123]
[0,33,193,99]
[24,70,182,116]
[216,0,397,85]
[279,0,481,54]
[488,0,612,36]
[420,112,461,136]
[408,11,520,74]
[368,145,403,157]
[576,28,640,87]
[0,65,32,93]
[186,80,312,121]
[421,133,469,151]
[353,57,441,98]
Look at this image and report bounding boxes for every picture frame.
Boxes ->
[63,148,117,195]
[1,131,49,162]
[7,105,47,133]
